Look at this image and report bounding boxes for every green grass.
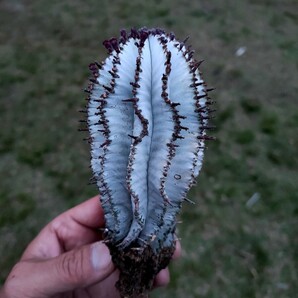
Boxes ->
[0,0,297,297]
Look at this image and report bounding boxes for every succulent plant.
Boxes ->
[82,27,214,297]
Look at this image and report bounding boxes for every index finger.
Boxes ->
[21,195,105,260]
[65,195,105,228]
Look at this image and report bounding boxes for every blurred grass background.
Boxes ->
[0,0,297,297]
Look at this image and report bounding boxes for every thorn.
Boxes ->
[100,140,111,147]
[137,237,148,245]
[101,197,111,205]
[83,137,92,142]
[95,61,102,68]
[178,115,187,119]
[206,87,216,92]
[89,175,99,182]
[103,85,112,92]
[161,90,168,97]
[89,63,98,71]
[110,80,116,88]
[196,93,207,99]
[131,247,143,251]
[84,88,91,94]
[87,181,97,185]
[201,114,213,120]
[94,99,107,104]
[207,108,217,113]
[97,227,107,233]
[200,125,216,130]
[197,135,216,141]
[120,28,127,40]
[122,98,138,103]
[167,143,179,148]
[78,120,87,123]
[175,135,185,140]
[130,82,140,88]
[89,78,98,84]
[166,51,171,63]
[184,197,195,204]
[108,70,120,78]
[128,134,138,140]
[183,36,190,44]
[192,60,204,71]
[178,43,184,51]
[189,82,204,88]
[113,57,121,65]
[188,50,195,58]
[180,126,189,131]
[78,128,88,132]
[206,100,216,105]
[165,198,174,207]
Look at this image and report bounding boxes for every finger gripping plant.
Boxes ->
[84,27,214,297]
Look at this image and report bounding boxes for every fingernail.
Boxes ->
[91,241,113,271]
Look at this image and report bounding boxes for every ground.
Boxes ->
[0,0,297,297]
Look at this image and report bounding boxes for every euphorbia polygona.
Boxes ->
[83,28,214,297]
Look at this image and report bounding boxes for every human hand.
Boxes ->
[0,196,181,298]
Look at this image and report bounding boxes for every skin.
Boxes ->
[0,196,181,298]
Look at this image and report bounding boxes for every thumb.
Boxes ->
[7,241,115,297]
[42,241,115,294]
